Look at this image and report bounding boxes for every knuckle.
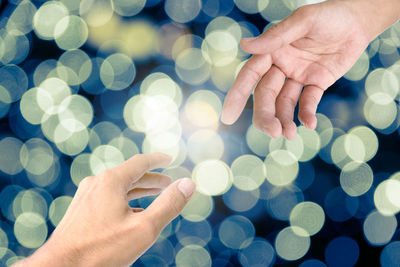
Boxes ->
[99,169,113,178]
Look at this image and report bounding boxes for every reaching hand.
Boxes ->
[221,0,376,139]
[14,153,196,267]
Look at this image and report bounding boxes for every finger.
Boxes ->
[131,172,172,190]
[127,188,162,201]
[240,7,313,54]
[141,178,195,234]
[221,54,272,125]
[110,153,172,191]
[275,79,303,140]
[298,85,324,130]
[253,65,285,138]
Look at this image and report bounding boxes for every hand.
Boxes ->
[221,0,399,139]
[14,153,196,267]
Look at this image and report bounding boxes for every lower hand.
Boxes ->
[14,152,196,267]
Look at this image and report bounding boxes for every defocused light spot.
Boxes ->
[109,135,139,160]
[175,48,211,85]
[100,53,135,90]
[363,210,397,246]
[165,0,201,23]
[205,16,242,47]
[231,154,266,191]
[340,162,373,197]
[0,137,23,175]
[14,212,47,249]
[374,179,400,216]
[6,0,37,35]
[162,166,191,182]
[142,238,175,265]
[26,160,60,187]
[90,145,125,175]
[381,241,400,267]
[187,130,224,164]
[275,226,310,261]
[290,201,325,237]
[233,0,269,14]
[330,134,353,169]
[79,0,113,27]
[246,124,272,156]
[12,190,48,220]
[238,238,275,267]
[49,196,72,227]
[20,78,72,125]
[57,49,92,86]
[54,15,89,50]
[89,121,121,150]
[218,215,255,249]
[315,113,333,148]
[324,187,358,222]
[364,93,397,130]
[140,72,182,107]
[175,245,211,267]
[223,186,259,212]
[201,31,238,67]
[112,0,146,16]
[347,126,378,162]
[0,227,8,250]
[192,159,232,196]
[259,0,292,22]
[296,126,320,161]
[181,191,214,222]
[124,95,179,134]
[365,68,399,100]
[0,65,28,104]
[70,153,92,186]
[142,138,186,167]
[266,186,304,221]
[20,138,54,175]
[33,1,69,40]
[176,219,212,247]
[299,259,327,267]
[211,58,241,92]
[265,150,299,186]
[319,128,345,164]
[184,90,222,128]
[344,51,370,81]
[324,236,359,267]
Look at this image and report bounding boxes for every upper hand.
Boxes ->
[221,0,371,139]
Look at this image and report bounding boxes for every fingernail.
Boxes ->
[178,178,196,199]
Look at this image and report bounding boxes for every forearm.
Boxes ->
[342,0,400,41]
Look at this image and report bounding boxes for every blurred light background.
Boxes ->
[0,0,400,266]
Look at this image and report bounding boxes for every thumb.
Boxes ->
[142,178,196,233]
[240,6,312,54]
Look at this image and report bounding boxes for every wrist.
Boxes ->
[12,239,81,267]
[341,0,400,41]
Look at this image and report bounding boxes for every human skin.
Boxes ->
[221,0,400,140]
[13,152,196,267]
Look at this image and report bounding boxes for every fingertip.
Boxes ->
[220,110,235,125]
[282,121,297,140]
[260,117,282,139]
[177,178,196,200]
[298,113,317,130]
[155,152,173,164]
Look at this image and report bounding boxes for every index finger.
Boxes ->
[109,152,172,191]
[221,54,272,125]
